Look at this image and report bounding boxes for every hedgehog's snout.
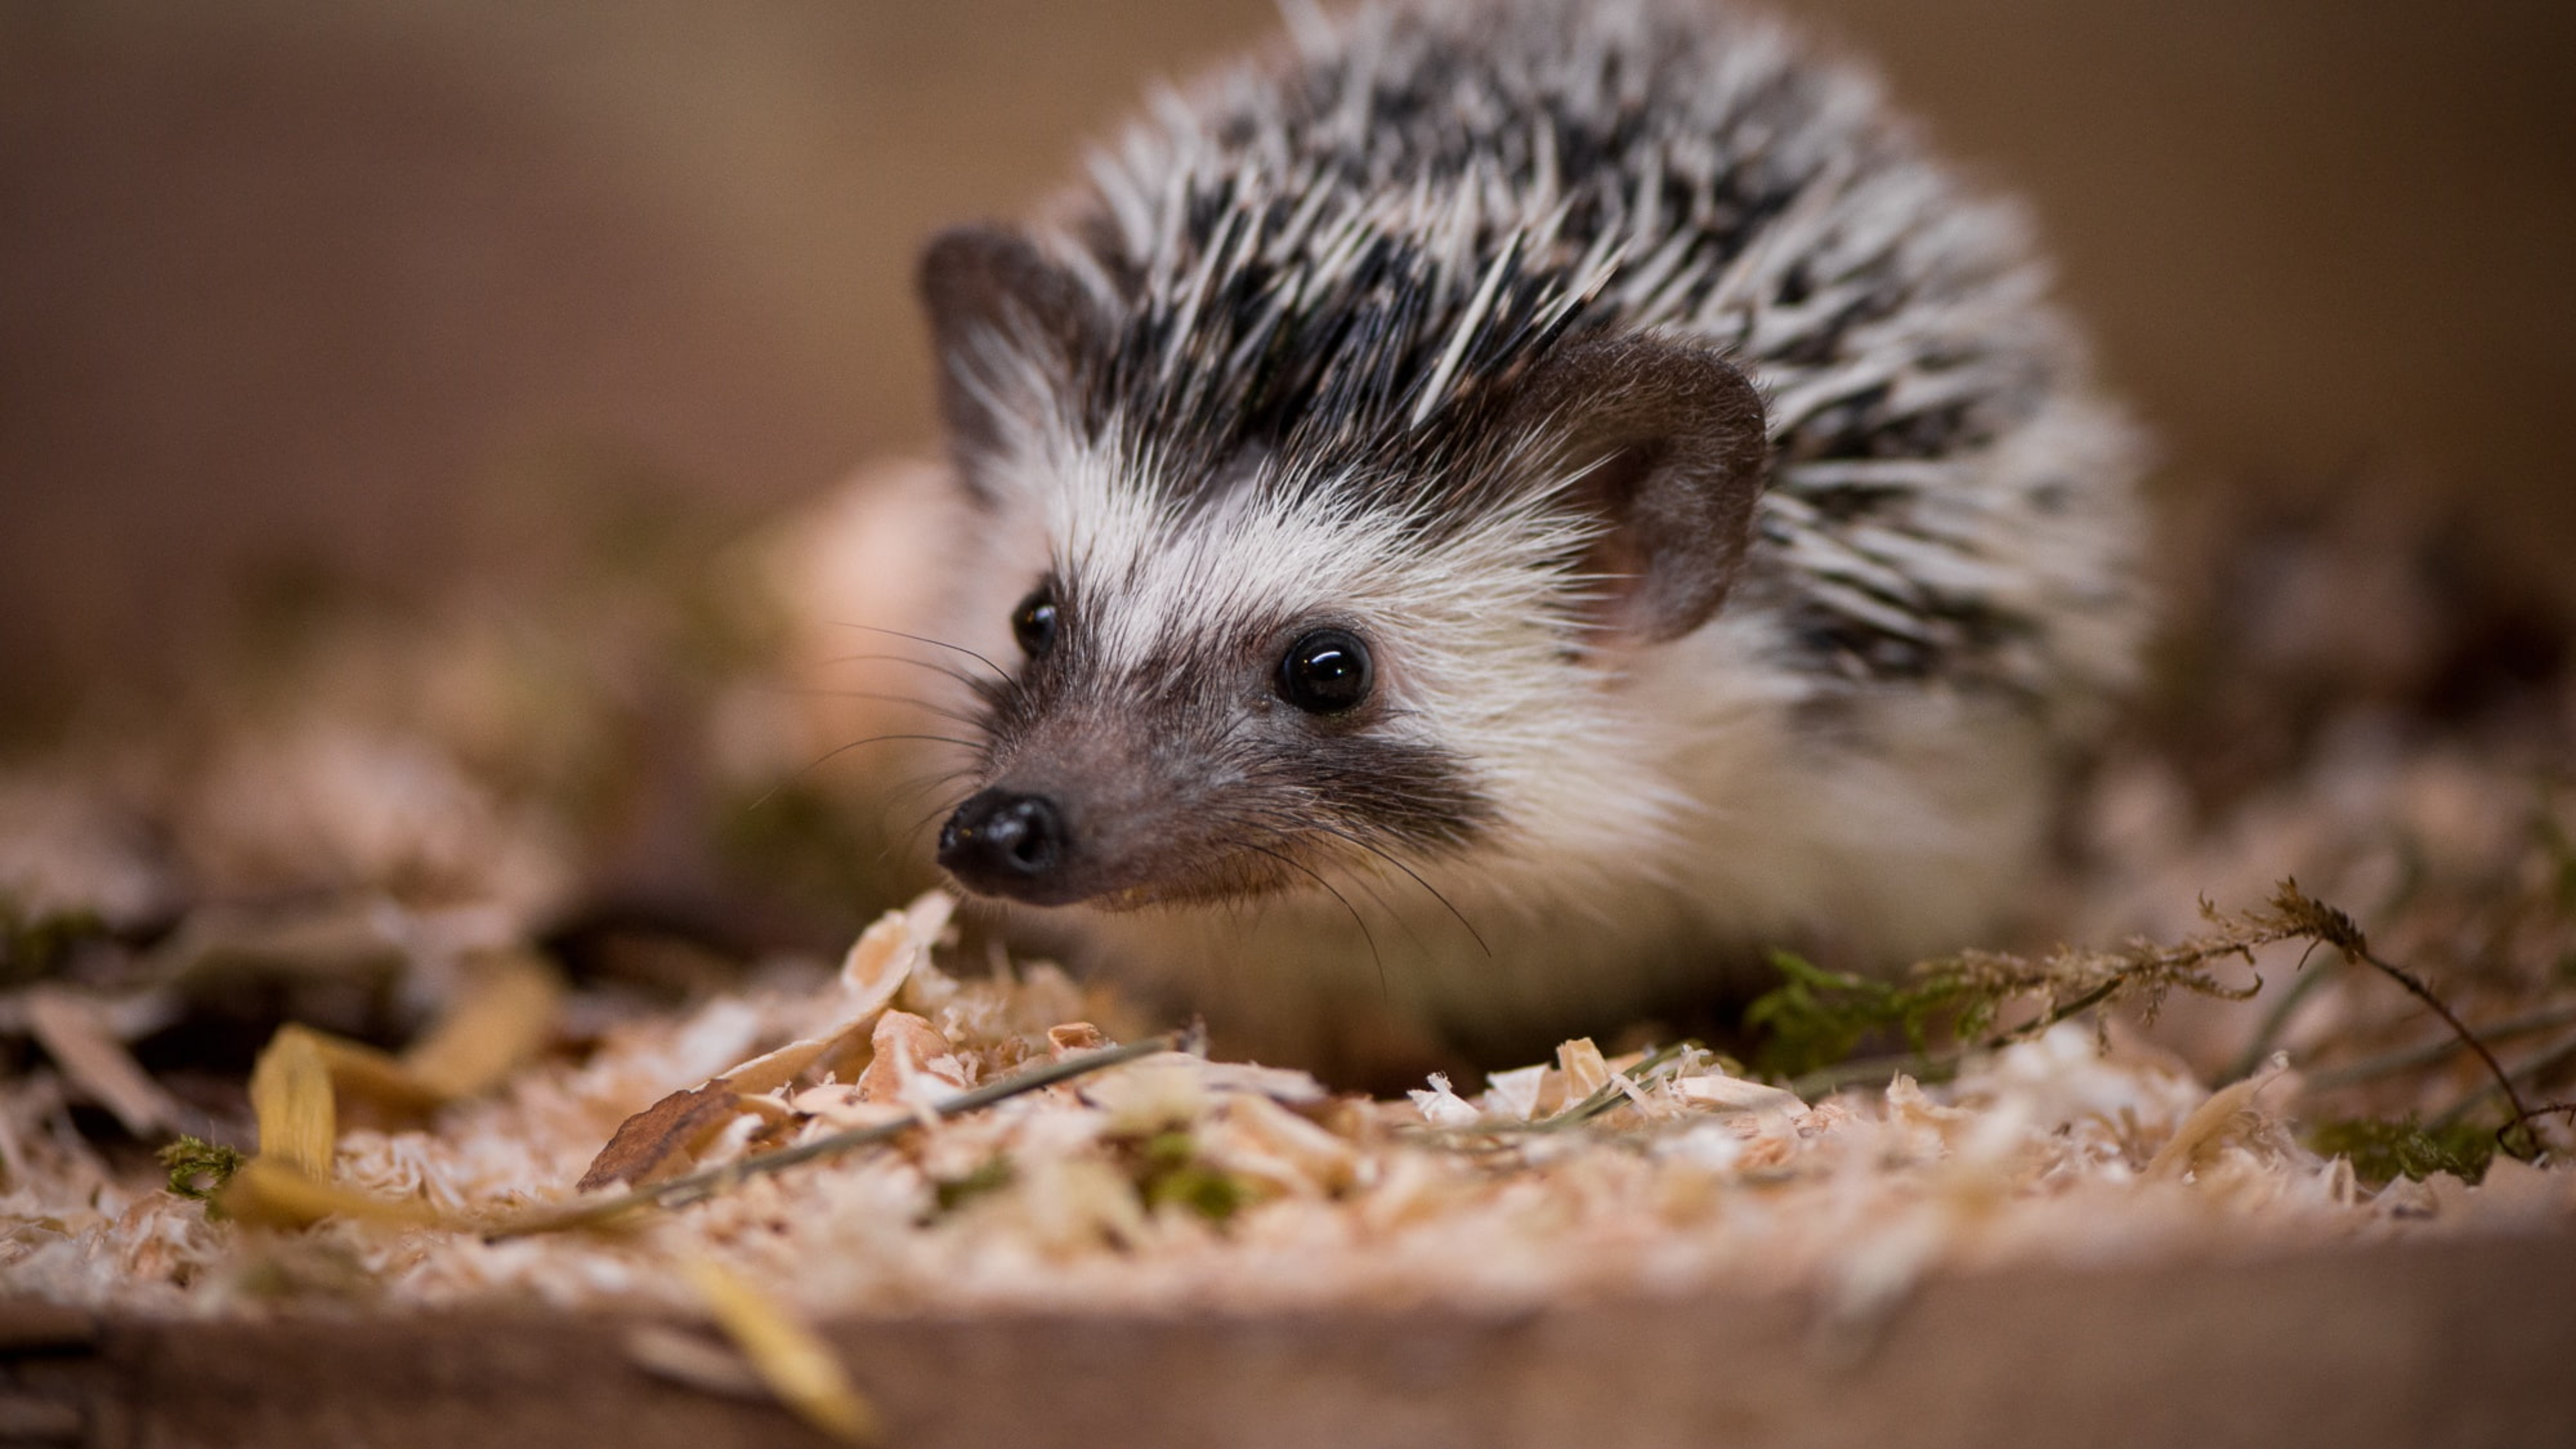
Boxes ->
[938,788,1077,903]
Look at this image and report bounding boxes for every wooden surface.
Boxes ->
[5,1230,2570,1448]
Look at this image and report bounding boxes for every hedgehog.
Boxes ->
[861,0,2144,1077]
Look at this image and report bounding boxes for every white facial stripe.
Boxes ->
[1036,432,1602,679]
[977,426,1693,884]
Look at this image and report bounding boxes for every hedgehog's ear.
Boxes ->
[918,226,1097,466]
[1500,336,1772,644]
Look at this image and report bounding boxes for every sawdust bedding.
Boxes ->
[10,884,2558,1328]
[2,476,2573,1345]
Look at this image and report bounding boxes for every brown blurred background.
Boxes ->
[5,0,2573,724]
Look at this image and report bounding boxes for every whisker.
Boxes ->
[826,621,1012,682]
[750,734,978,810]
[878,783,981,870]
[1239,839,1386,1002]
[750,685,984,729]
[1315,849,1438,967]
[1301,820,1492,958]
[886,766,979,810]
[801,651,985,690]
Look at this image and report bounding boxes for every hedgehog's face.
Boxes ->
[929,440,1582,910]
[935,543,1496,909]
[917,226,1770,915]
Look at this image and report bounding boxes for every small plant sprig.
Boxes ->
[2266,880,2551,1161]
[1754,879,2550,1164]
[2306,1116,2499,1186]
[1752,890,2304,1089]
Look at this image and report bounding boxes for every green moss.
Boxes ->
[1746,886,2373,1089]
[159,1136,249,1206]
[2308,1116,2498,1185]
[1132,1131,1251,1225]
[1746,951,1977,1080]
[927,1156,1016,1218]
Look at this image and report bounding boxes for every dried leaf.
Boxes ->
[302,1032,444,1114]
[577,1081,752,1192]
[248,1026,338,1179]
[397,949,566,1100]
[494,1034,1177,1239]
[623,1324,767,1401]
[680,1255,881,1444]
[217,1155,453,1230]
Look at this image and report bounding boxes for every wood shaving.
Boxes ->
[21,989,186,1137]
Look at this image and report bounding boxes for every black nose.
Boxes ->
[937,789,1070,896]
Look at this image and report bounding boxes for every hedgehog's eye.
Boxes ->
[1011,589,1059,657]
[1278,628,1371,714]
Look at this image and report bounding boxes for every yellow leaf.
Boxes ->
[398,950,566,1100]
[247,1027,338,1179]
[216,1156,453,1230]
[680,1256,882,1444]
[306,1031,443,1112]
